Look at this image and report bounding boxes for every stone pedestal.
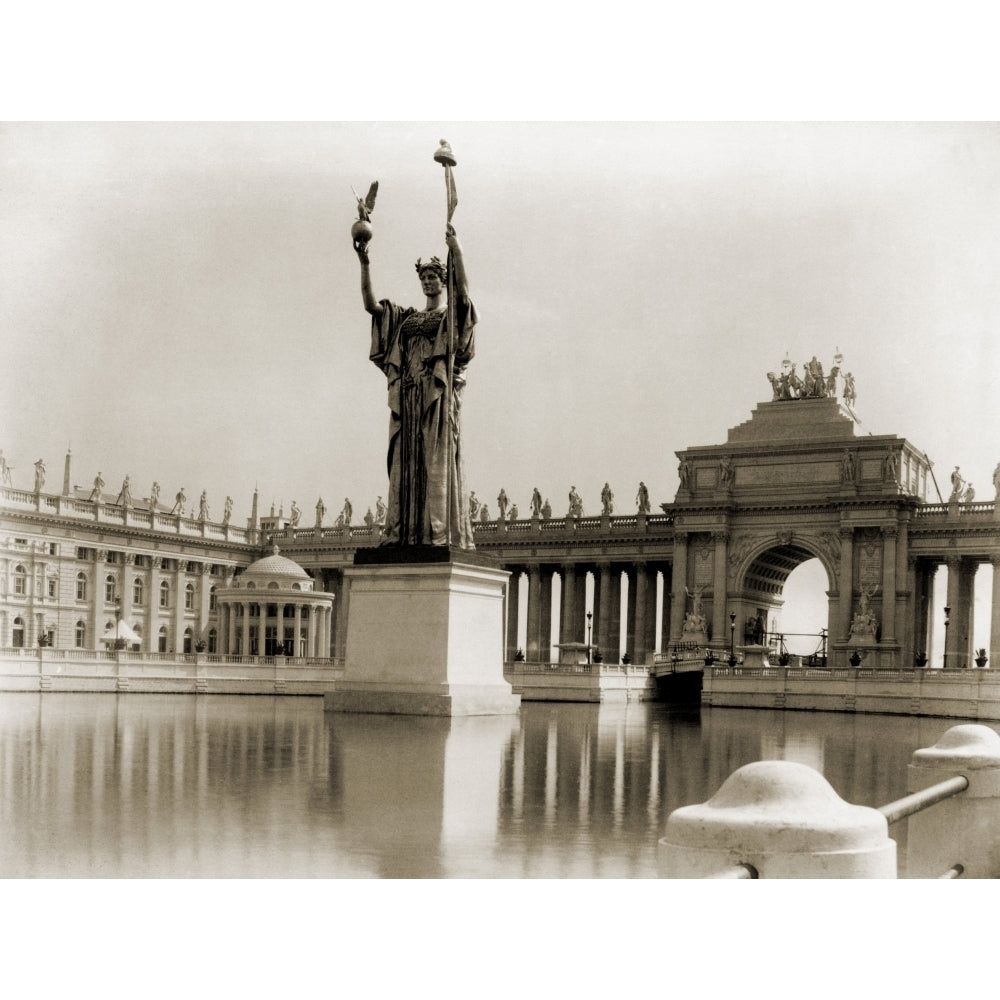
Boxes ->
[325,547,520,717]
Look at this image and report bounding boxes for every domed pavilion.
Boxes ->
[216,545,334,658]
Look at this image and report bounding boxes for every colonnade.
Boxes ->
[500,561,673,665]
[215,595,334,658]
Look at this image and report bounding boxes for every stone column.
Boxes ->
[661,564,673,654]
[881,525,897,644]
[147,558,160,653]
[334,571,348,662]
[605,567,622,664]
[560,563,577,645]
[669,532,689,644]
[596,561,611,661]
[293,604,302,658]
[241,601,250,658]
[896,518,911,663]
[90,551,103,651]
[645,566,660,656]
[991,557,1000,663]
[505,568,520,662]
[538,568,553,663]
[632,561,649,665]
[226,602,237,654]
[945,555,961,668]
[712,531,728,643]
[958,560,976,668]
[838,527,854,641]
[173,562,185,654]
[526,565,542,662]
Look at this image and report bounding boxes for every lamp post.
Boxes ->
[586,611,593,665]
[943,605,951,669]
[728,610,737,667]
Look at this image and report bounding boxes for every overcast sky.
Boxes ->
[2,122,999,524]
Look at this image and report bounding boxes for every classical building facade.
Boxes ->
[3,370,999,673]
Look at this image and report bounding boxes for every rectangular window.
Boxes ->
[47,578,57,598]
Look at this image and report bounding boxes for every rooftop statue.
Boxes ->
[353,140,475,549]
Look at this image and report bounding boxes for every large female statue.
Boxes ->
[354,222,477,549]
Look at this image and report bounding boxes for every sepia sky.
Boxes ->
[2,121,999,524]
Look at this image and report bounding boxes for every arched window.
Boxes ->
[291,582,302,591]
[185,583,195,610]
[75,620,86,648]
[267,581,279,590]
[209,586,217,611]
[159,580,169,608]
[247,581,256,590]
[12,617,25,648]
[105,574,116,604]
[133,578,144,605]
[13,565,27,596]
[208,628,218,653]
[158,626,168,652]
[183,627,193,653]
[76,572,87,601]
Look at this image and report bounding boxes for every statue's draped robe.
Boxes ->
[370,296,477,548]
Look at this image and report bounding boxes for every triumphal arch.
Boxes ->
[667,361,1000,670]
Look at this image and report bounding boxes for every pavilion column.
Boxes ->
[669,532,689,644]
[881,525,897,645]
[227,603,237,654]
[838,527,854,642]
[294,604,302,658]
[147,559,159,652]
[945,555,961,668]
[505,568,520,662]
[560,563,577,645]
[573,566,587,639]
[990,556,1000,663]
[632,561,649,665]
[595,561,611,662]
[526,565,542,663]
[241,601,250,658]
[90,552,103,651]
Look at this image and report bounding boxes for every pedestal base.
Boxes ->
[325,555,520,717]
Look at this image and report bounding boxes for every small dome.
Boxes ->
[241,545,312,589]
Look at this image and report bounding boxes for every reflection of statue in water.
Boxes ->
[354,145,475,550]
[636,481,650,514]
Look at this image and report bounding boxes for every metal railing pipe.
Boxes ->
[878,774,969,826]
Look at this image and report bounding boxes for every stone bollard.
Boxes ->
[658,760,896,878]
[905,724,1000,879]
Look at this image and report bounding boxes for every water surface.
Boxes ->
[0,693,983,877]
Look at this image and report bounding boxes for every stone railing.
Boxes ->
[658,724,1000,878]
